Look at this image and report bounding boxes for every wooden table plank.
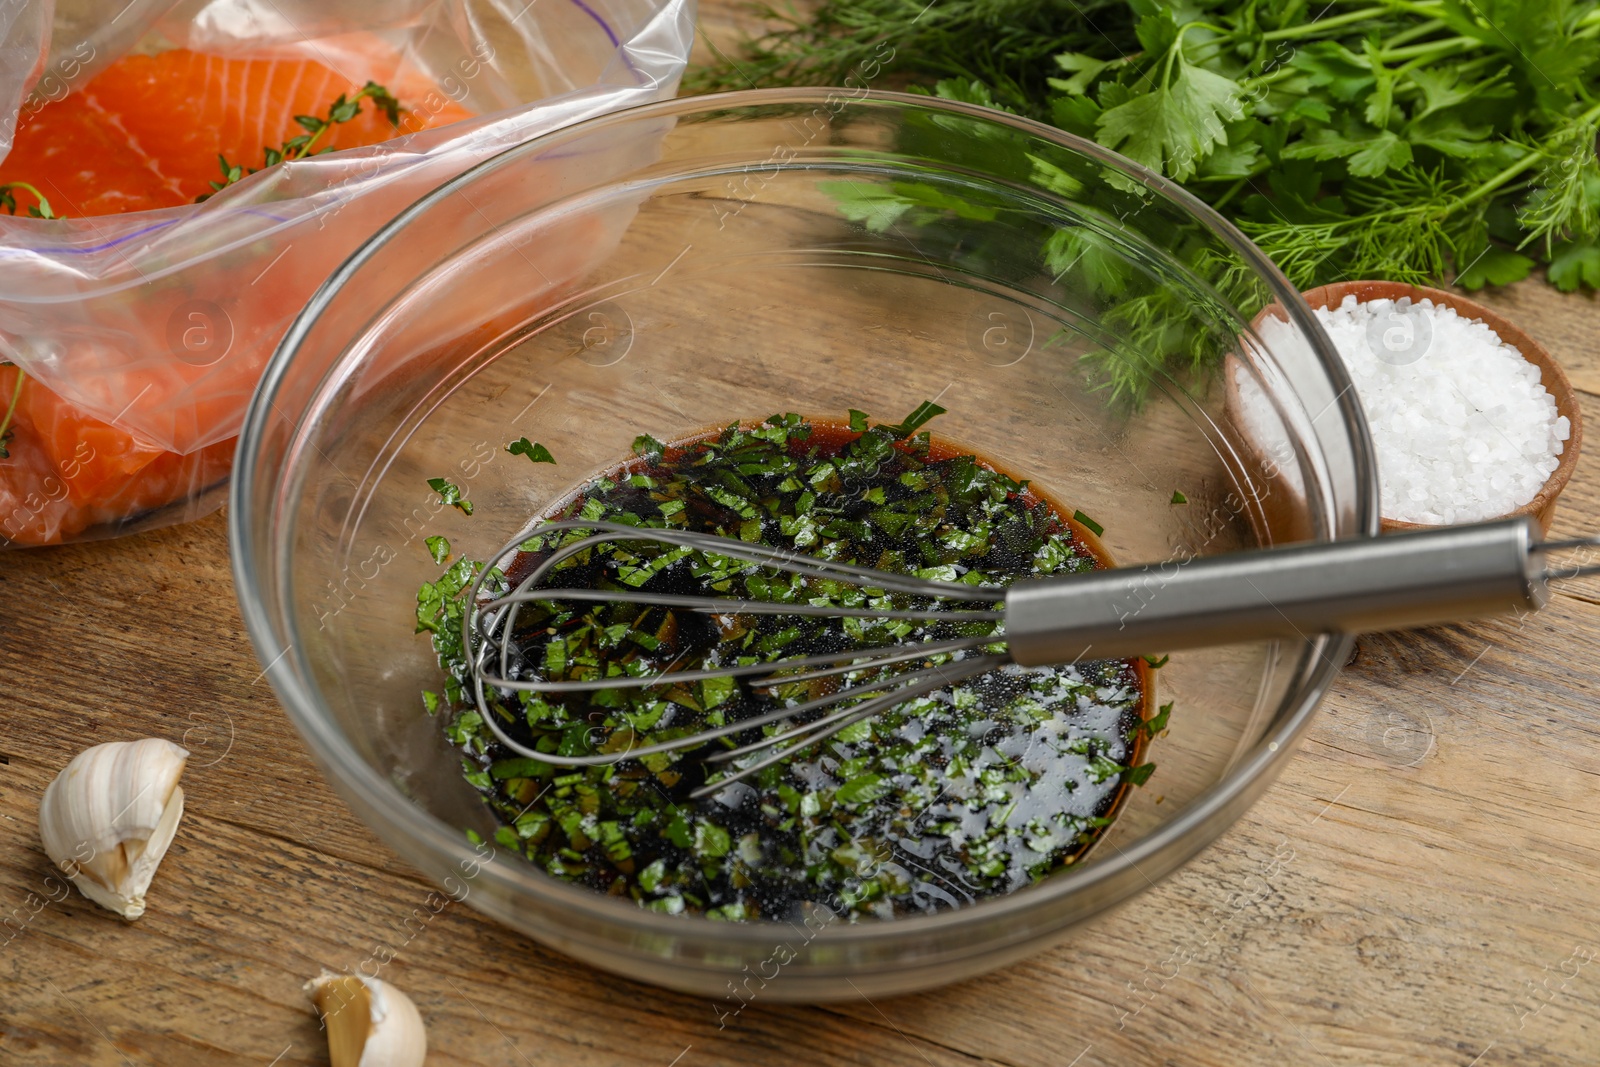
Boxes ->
[6,6,1600,1066]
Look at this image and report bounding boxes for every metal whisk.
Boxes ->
[463,516,1594,796]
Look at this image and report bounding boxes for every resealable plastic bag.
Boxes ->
[0,0,693,546]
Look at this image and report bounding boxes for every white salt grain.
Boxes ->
[1309,295,1566,524]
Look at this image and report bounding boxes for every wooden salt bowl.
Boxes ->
[1299,281,1582,536]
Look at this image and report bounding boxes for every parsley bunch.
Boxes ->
[700,0,1600,292]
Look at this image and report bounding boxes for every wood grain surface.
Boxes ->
[6,6,1600,1065]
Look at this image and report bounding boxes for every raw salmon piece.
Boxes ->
[0,45,478,544]
[3,100,181,215]
[0,48,474,215]
[0,206,616,545]
[0,42,635,548]
[0,366,235,546]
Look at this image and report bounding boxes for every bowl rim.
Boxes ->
[1299,279,1582,534]
[229,87,1378,947]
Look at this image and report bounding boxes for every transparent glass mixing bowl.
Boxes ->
[231,89,1378,1000]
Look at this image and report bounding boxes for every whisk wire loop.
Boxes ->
[477,634,997,694]
[482,587,1004,623]
[461,519,1007,783]
[687,655,1007,799]
[1527,536,1600,582]
[701,655,1009,768]
[504,519,1007,599]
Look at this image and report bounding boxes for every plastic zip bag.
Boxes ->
[0,0,693,546]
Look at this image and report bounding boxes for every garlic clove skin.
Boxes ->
[37,738,189,920]
[305,972,427,1067]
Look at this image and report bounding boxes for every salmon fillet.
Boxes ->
[0,47,477,544]
[0,364,237,545]
[0,48,474,214]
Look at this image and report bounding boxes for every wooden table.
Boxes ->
[7,9,1600,1066]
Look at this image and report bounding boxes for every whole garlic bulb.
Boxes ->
[306,972,427,1067]
[38,738,189,920]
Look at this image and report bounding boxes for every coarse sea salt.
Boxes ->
[1307,295,1567,525]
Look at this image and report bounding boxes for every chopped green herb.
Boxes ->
[883,400,947,438]
[1143,654,1169,669]
[1170,490,1187,505]
[1072,509,1103,537]
[427,477,473,516]
[425,535,451,564]
[492,757,554,780]
[834,773,889,806]
[1147,702,1173,735]
[694,821,732,859]
[1124,762,1157,787]
[508,438,556,464]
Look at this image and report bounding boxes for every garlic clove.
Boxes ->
[305,972,427,1067]
[37,738,189,920]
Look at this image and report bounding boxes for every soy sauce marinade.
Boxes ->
[418,407,1162,921]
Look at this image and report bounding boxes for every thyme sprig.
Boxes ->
[198,80,402,201]
[0,364,24,459]
[0,182,58,219]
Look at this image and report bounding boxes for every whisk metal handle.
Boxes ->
[1005,516,1547,666]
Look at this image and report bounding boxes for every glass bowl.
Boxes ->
[230,88,1378,1000]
